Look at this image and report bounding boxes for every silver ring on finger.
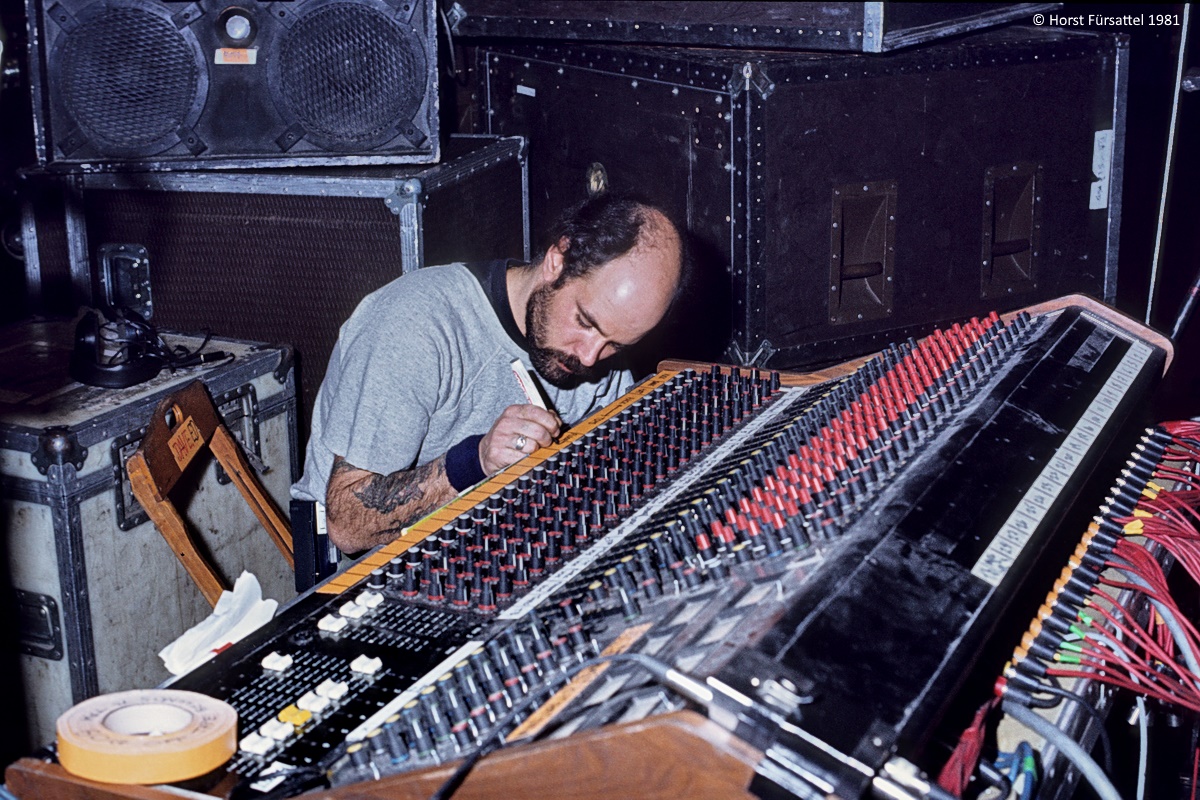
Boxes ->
[514,434,527,451]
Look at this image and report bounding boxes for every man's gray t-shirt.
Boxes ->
[292,262,632,504]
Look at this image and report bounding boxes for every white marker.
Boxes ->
[510,358,548,410]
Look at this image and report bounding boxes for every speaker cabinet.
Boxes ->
[26,0,438,169]
[473,30,1124,368]
[21,135,528,432]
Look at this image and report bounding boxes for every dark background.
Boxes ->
[1,3,1196,413]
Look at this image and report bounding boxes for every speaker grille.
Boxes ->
[59,8,202,153]
[276,3,425,148]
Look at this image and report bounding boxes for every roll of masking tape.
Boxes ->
[57,689,237,784]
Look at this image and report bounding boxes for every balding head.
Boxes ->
[521,194,685,387]
[544,194,684,294]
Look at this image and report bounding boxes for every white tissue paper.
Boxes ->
[160,571,279,676]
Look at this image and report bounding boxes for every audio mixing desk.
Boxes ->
[5,295,1174,800]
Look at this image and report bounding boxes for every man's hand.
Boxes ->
[325,455,457,553]
[325,405,560,553]
[478,404,562,475]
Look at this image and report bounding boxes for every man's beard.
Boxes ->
[525,282,604,389]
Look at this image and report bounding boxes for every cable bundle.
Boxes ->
[97,307,224,371]
[70,306,231,388]
[940,422,1200,799]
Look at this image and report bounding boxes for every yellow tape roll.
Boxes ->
[57,689,237,784]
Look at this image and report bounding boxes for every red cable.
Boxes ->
[937,696,997,796]
[1081,593,1200,695]
[1193,742,1199,800]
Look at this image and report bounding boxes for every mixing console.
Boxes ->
[159,298,1168,799]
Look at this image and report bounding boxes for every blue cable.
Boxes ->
[994,742,1038,800]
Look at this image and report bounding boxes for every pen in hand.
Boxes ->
[510,358,549,411]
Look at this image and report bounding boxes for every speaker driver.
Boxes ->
[50,3,208,158]
[272,2,427,151]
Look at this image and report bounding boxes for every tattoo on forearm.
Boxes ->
[352,458,448,519]
[328,455,455,548]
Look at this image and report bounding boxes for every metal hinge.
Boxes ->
[862,2,885,53]
[385,178,423,216]
[445,2,468,30]
[727,63,775,100]
[386,179,425,274]
[727,338,778,368]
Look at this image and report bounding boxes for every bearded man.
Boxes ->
[291,194,686,553]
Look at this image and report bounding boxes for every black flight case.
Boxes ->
[469,27,1126,369]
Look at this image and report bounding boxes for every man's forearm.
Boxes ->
[325,454,458,553]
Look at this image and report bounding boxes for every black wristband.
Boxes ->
[445,434,486,491]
